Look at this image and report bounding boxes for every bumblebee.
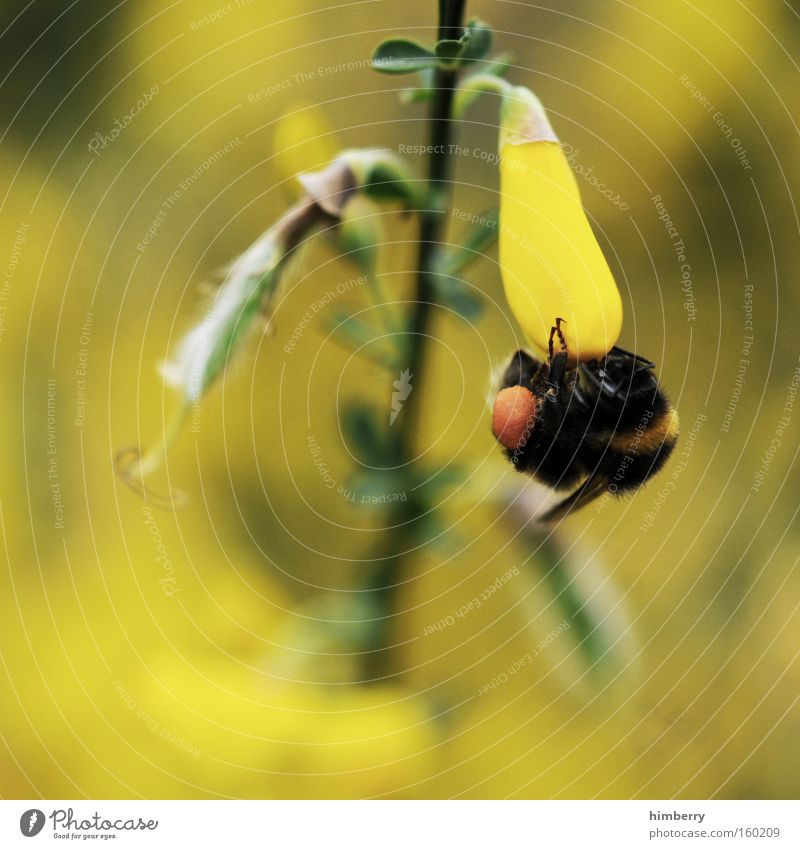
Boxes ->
[492,319,679,522]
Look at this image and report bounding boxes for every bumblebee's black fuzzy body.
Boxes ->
[497,323,679,521]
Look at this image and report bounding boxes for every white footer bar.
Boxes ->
[2,800,797,847]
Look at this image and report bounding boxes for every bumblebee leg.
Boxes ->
[609,345,655,368]
[538,473,610,523]
[571,385,589,406]
[543,319,568,391]
[501,349,541,389]
[554,317,567,352]
[579,363,602,389]
[547,317,568,362]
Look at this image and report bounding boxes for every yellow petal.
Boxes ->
[498,89,622,363]
[272,104,339,195]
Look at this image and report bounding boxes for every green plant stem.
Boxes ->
[401,0,467,473]
[365,0,467,681]
[401,0,466,443]
[538,537,609,672]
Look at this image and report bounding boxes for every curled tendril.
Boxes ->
[114,407,189,509]
[114,446,187,510]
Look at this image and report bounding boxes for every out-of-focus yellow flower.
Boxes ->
[272,104,340,196]
[495,86,623,363]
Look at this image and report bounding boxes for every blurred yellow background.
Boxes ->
[1,0,799,799]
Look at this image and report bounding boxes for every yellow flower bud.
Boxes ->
[498,86,623,363]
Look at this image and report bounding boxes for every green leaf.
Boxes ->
[408,510,451,548]
[338,196,381,276]
[412,463,467,498]
[371,38,440,74]
[163,200,323,403]
[361,161,422,206]
[435,35,468,61]
[478,51,513,78]
[324,309,398,369]
[462,19,493,62]
[400,67,436,104]
[339,149,424,210]
[342,404,389,466]
[536,537,617,675]
[436,207,499,277]
[431,274,484,320]
[346,470,407,505]
[452,53,514,117]
[393,22,492,99]
[435,21,492,64]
